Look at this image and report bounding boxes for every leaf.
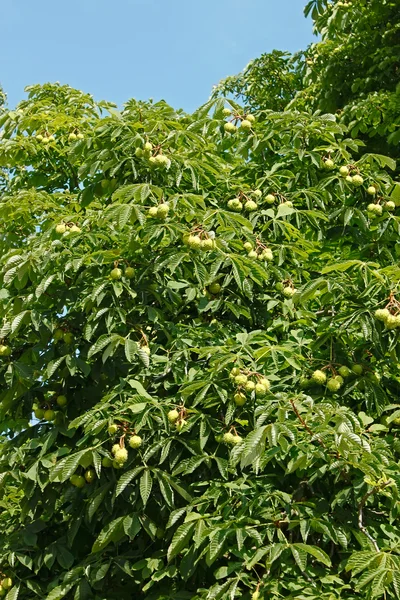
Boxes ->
[5,588,20,600]
[46,356,67,379]
[139,470,153,507]
[115,466,144,497]
[92,516,125,553]
[167,522,195,562]
[46,582,75,600]
[124,338,138,362]
[292,543,331,567]
[240,426,267,469]
[88,334,122,358]
[126,379,152,399]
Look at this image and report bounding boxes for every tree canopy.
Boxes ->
[0,2,399,599]
[215,0,400,161]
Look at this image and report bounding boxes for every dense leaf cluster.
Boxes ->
[0,1,400,598]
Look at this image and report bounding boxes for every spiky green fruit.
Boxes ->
[339,166,349,176]
[44,409,55,421]
[56,395,67,407]
[255,382,269,397]
[386,314,400,329]
[187,235,202,249]
[241,119,252,131]
[129,435,142,449]
[283,286,296,297]
[312,370,327,384]
[112,460,124,469]
[252,592,260,600]
[114,448,129,464]
[125,267,135,278]
[200,238,214,251]
[63,332,74,344]
[352,174,364,186]
[266,194,275,204]
[243,241,253,252]
[234,392,246,406]
[234,374,248,386]
[70,474,85,488]
[259,377,270,391]
[261,249,273,261]
[208,282,221,294]
[245,380,256,392]
[85,469,96,483]
[55,223,66,234]
[324,159,335,169]
[327,378,341,392]
[375,308,390,322]
[54,328,64,341]
[222,107,231,116]
[299,376,310,389]
[157,203,170,218]
[135,147,144,157]
[102,457,113,467]
[36,134,44,141]
[168,409,179,423]
[76,133,84,140]
[227,198,243,212]
[108,423,119,435]
[112,443,121,456]
[223,432,236,444]
[282,201,293,208]
[248,250,258,259]
[34,408,45,419]
[366,186,377,196]
[148,206,158,217]
[244,200,257,211]
[253,189,262,198]
[367,203,382,216]
[246,114,256,123]
[224,122,236,133]
[232,434,243,444]
[68,132,77,141]
[42,136,50,144]
[175,419,187,432]
[1,579,12,590]
[351,364,363,376]
[155,154,169,168]
[335,375,344,384]
[345,175,353,183]
[110,267,122,280]
[69,225,81,233]
[338,366,351,377]
[0,345,11,357]
[230,367,241,377]
[144,141,152,152]
[385,201,395,211]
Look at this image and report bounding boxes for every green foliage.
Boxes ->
[213,0,400,161]
[0,74,399,599]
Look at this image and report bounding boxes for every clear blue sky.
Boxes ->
[1,0,313,112]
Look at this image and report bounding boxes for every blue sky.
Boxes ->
[1,0,313,112]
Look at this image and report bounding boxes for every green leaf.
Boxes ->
[115,466,144,497]
[140,470,153,507]
[167,522,195,562]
